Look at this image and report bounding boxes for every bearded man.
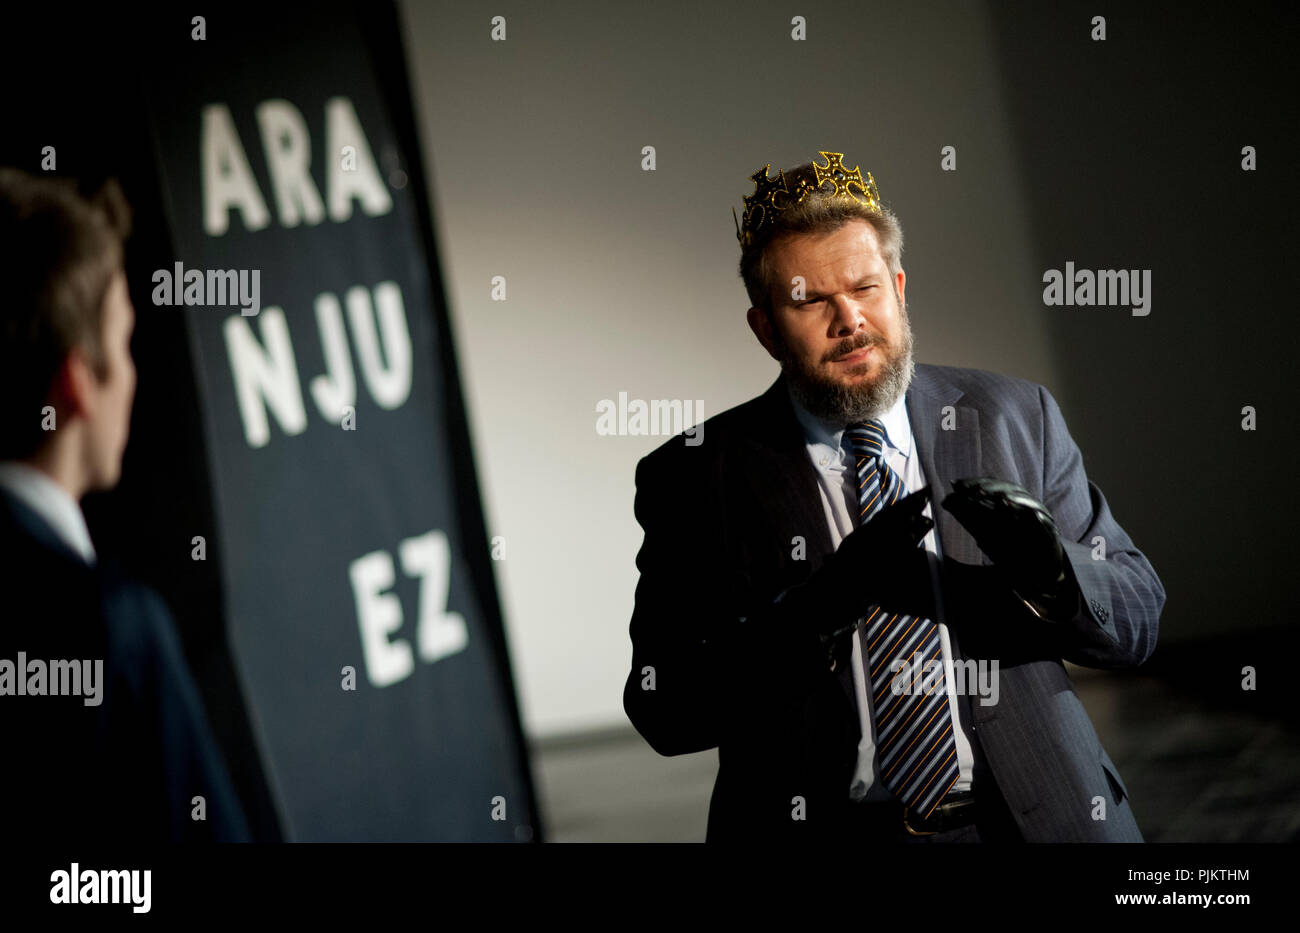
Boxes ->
[622,150,1164,843]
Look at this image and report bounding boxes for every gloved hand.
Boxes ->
[773,487,936,642]
[940,477,1077,620]
[938,556,1030,625]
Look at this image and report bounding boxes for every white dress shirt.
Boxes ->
[0,461,97,565]
[786,383,974,801]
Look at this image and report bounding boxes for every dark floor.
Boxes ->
[531,633,1300,842]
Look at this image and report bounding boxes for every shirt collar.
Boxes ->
[786,378,912,465]
[0,461,97,565]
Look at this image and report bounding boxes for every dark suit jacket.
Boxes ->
[623,364,1165,842]
[0,487,250,842]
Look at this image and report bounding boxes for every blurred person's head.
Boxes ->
[739,156,912,425]
[0,168,136,498]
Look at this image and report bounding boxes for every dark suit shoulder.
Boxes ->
[100,577,176,660]
[914,362,1047,415]
[0,500,104,650]
[635,380,776,477]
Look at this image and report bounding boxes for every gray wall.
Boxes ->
[396,0,1297,737]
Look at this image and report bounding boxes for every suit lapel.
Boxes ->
[905,364,984,567]
[906,366,998,736]
[731,374,837,592]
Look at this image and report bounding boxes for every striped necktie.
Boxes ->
[845,419,960,818]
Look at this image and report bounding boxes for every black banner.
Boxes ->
[141,5,537,841]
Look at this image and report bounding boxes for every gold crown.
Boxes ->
[734,150,881,250]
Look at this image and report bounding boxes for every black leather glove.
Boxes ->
[772,487,936,642]
[940,477,1078,621]
[939,556,1031,624]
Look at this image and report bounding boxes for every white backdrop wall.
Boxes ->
[397,0,1057,738]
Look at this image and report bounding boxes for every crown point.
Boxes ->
[738,150,883,247]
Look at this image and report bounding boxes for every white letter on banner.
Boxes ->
[255,99,326,228]
[399,531,468,663]
[346,282,412,410]
[350,550,415,688]
[201,103,271,236]
[224,308,307,448]
[310,292,357,421]
[325,97,393,222]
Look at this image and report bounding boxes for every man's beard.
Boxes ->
[775,296,915,426]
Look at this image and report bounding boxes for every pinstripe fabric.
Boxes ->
[846,419,960,818]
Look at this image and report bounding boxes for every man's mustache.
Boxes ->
[828,335,880,363]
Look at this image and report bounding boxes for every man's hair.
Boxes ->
[738,161,904,314]
[0,168,132,460]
